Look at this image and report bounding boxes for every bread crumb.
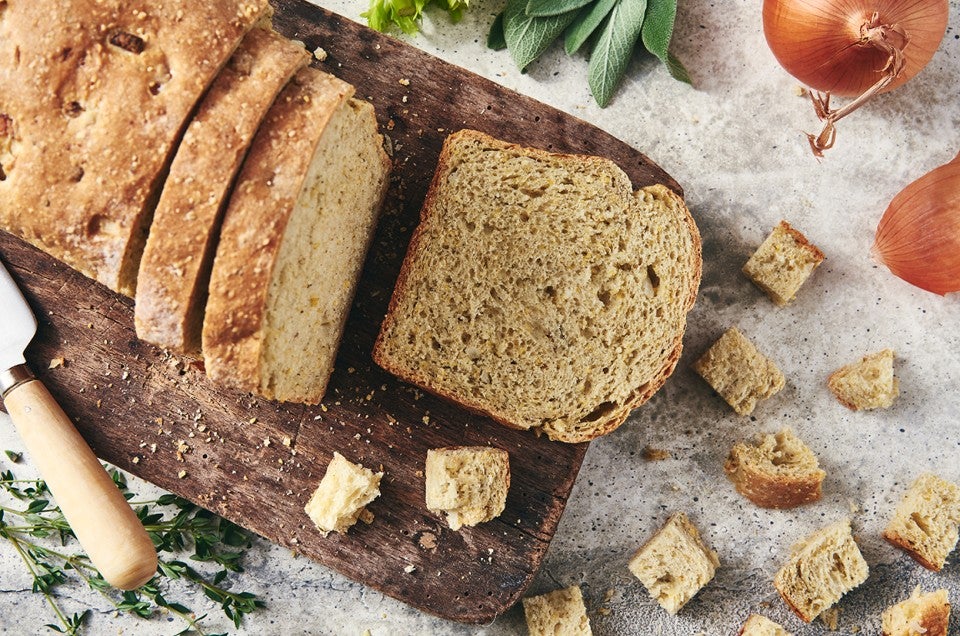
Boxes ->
[403,564,416,573]
[795,85,808,97]
[359,508,375,524]
[642,446,671,461]
[418,532,438,549]
[313,47,327,61]
[132,456,140,464]
[282,436,292,447]
[263,437,271,447]
[398,78,410,86]
[821,606,839,630]
[47,357,66,369]
[422,416,430,425]
[178,470,187,479]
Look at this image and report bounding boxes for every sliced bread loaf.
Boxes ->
[135,28,309,354]
[883,473,960,571]
[725,427,825,509]
[0,0,268,295]
[774,519,869,623]
[373,130,701,442]
[202,67,391,404]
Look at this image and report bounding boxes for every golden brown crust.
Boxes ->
[135,28,309,354]
[372,130,701,443]
[0,0,269,295]
[882,529,943,572]
[725,458,823,509]
[778,220,825,262]
[202,67,353,393]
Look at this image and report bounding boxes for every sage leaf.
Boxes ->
[564,0,618,55]
[526,0,593,18]
[504,0,578,70]
[488,12,507,50]
[588,0,647,107]
[641,0,690,83]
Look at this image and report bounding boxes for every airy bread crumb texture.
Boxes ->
[739,613,792,636]
[424,446,510,531]
[881,587,950,636]
[773,519,869,623]
[374,130,701,442]
[883,473,960,571]
[522,585,592,636]
[828,349,899,411]
[742,220,824,306]
[304,452,382,536]
[628,512,720,615]
[725,427,825,509]
[693,327,785,416]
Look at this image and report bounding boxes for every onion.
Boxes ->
[873,151,960,296]
[763,0,948,156]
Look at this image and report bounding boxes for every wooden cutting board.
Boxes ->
[0,0,680,623]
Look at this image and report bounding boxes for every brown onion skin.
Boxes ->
[873,153,960,296]
[763,0,948,97]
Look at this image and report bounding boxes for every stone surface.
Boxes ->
[2,0,960,633]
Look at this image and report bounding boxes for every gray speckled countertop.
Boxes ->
[2,1,960,634]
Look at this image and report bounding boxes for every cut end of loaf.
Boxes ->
[373,130,701,442]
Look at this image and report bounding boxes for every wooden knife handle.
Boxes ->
[4,378,158,590]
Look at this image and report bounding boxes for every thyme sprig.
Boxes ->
[0,459,264,635]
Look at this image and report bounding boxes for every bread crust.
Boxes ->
[372,130,701,443]
[202,67,353,395]
[725,458,823,509]
[882,529,942,572]
[135,28,309,354]
[0,0,269,295]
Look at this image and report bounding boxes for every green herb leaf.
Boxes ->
[363,0,469,34]
[564,0,618,54]
[588,0,647,107]
[487,12,507,50]
[5,450,21,463]
[526,0,593,18]
[640,0,689,82]
[504,0,579,70]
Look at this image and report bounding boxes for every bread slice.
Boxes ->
[881,587,950,636]
[425,446,510,531]
[373,130,701,442]
[202,67,391,403]
[773,519,869,623]
[742,220,824,306]
[693,328,785,415]
[0,0,269,295]
[628,512,720,615]
[828,349,899,411]
[883,473,960,571]
[135,28,309,354]
[304,452,382,536]
[522,586,592,636]
[739,614,792,636]
[725,427,825,509]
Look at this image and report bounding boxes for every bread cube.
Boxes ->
[725,427,825,509]
[742,220,824,306]
[425,446,509,531]
[881,587,950,636]
[828,349,899,410]
[522,585,592,636]
[883,473,960,571]
[739,614,792,636]
[304,452,382,536]
[628,512,720,615]
[693,328,785,415]
[774,519,869,622]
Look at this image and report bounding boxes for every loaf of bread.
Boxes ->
[828,349,899,411]
[883,473,960,571]
[742,220,824,306]
[202,67,391,403]
[0,0,269,296]
[881,587,950,636]
[693,327,785,416]
[135,28,309,353]
[425,446,509,531]
[522,585,592,636]
[304,452,382,536]
[628,512,719,615]
[725,427,824,509]
[739,614,792,636]
[773,519,869,623]
[373,130,701,442]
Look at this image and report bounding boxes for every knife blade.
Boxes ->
[0,257,157,590]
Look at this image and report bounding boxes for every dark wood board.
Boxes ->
[0,0,680,623]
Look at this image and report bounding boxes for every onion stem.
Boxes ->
[806,13,908,157]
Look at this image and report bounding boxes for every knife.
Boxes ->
[0,258,157,590]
